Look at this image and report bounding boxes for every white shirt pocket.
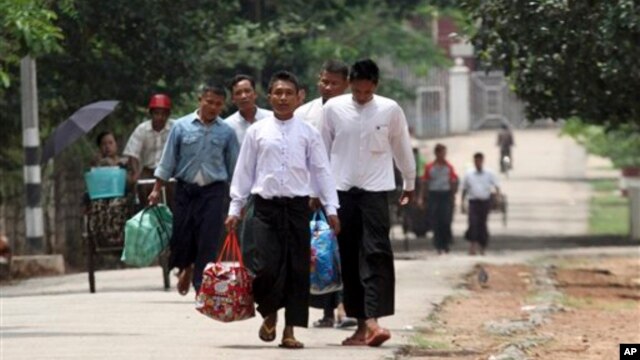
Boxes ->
[369,125,389,153]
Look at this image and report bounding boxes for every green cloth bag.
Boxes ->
[121,205,172,267]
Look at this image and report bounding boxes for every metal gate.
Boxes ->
[415,86,447,137]
[470,71,526,129]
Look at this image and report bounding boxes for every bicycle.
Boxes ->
[500,154,512,177]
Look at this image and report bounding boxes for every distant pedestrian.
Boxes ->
[461,152,500,255]
[321,59,416,347]
[149,83,239,296]
[224,74,273,145]
[497,124,514,171]
[123,94,175,207]
[295,59,356,329]
[418,144,458,254]
[226,71,340,349]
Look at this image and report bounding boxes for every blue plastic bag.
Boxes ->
[309,210,343,295]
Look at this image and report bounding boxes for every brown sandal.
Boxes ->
[259,322,276,342]
[279,337,304,349]
[341,335,367,346]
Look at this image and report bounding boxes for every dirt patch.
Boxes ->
[402,256,640,360]
[535,257,640,359]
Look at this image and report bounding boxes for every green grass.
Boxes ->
[589,179,629,235]
[590,178,620,192]
[561,294,637,311]
[410,334,450,350]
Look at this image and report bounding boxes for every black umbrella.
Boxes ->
[41,100,119,163]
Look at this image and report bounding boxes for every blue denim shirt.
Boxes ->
[154,110,239,185]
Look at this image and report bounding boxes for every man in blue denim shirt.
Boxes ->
[149,83,239,295]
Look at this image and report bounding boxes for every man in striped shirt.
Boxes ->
[418,144,458,254]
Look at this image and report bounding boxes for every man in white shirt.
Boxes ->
[224,74,272,145]
[461,152,500,255]
[295,59,353,329]
[295,59,349,130]
[321,59,416,347]
[225,71,340,350]
[123,94,175,206]
[224,75,271,278]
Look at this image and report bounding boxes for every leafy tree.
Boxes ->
[459,0,640,129]
[0,0,70,201]
[562,118,640,169]
[0,0,66,87]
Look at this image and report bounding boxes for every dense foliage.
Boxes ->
[0,0,448,201]
[459,0,640,129]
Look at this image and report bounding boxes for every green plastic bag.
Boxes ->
[121,205,172,267]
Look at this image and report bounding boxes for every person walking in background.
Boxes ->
[461,152,500,255]
[224,74,272,275]
[418,144,458,254]
[497,124,514,172]
[226,71,340,349]
[295,59,355,329]
[224,74,273,145]
[123,94,175,207]
[148,84,239,296]
[321,59,416,347]
[296,59,349,130]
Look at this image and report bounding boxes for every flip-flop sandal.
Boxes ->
[341,336,367,346]
[279,337,304,349]
[258,322,276,343]
[365,328,391,347]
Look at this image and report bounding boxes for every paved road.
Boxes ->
[394,128,590,243]
[3,128,621,360]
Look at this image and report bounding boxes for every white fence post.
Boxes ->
[448,57,470,134]
[628,179,640,241]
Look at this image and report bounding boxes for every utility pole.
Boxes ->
[20,56,44,254]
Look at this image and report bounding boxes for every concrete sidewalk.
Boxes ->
[2,128,620,360]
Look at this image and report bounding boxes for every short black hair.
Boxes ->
[227,74,256,92]
[198,83,226,98]
[96,131,114,147]
[268,71,300,93]
[434,143,446,153]
[349,59,380,84]
[474,152,484,159]
[321,59,349,79]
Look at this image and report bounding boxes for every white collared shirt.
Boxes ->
[229,116,339,217]
[294,97,324,130]
[462,168,499,200]
[321,94,416,192]
[224,107,273,145]
[123,119,175,169]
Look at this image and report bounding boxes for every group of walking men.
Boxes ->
[418,145,501,256]
[133,59,415,349]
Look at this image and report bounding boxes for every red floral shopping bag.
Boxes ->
[196,231,255,322]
